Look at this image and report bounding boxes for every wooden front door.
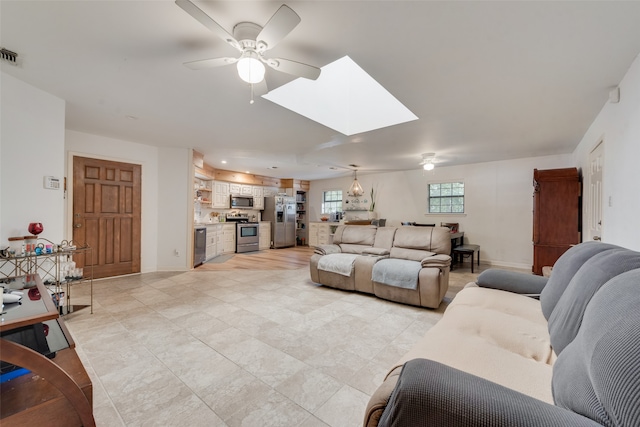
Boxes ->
[73,156,141,279]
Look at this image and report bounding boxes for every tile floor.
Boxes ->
[63,265,484,427]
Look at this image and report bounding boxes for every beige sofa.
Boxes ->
[364,241,640,427]
[309,225,452,308]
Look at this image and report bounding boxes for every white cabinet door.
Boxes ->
[212,181,230,208]
[205,225,217,260]
[240,185,253,196]
[259,222,271,250]
[252,186,264,210]
[216,227,224,255]
[308,223,319,247]
[229,183,241,195]
[317,223,330,245]
[223,224,236,254]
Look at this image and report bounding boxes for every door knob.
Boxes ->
[75,223,82,228]
[593,236,601,241]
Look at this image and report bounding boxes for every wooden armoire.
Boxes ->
[532,168,581,275]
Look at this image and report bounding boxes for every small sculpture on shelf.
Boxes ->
[28,222,44,236]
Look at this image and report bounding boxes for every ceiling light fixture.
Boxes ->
[349,169,364,196]
[236,50,265,84]
[420,153,436,171]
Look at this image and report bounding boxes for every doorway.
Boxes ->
[587,141,604,242]
[72,156,142,279]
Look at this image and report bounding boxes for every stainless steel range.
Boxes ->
[225,214,260,253]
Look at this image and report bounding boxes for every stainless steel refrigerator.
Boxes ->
[263,196,296,248]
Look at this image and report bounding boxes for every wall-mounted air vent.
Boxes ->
[1,48,18,64]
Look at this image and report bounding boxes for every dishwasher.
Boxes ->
[194,227,206,267]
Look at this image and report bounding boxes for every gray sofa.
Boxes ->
[309,225,452,308]
[365,241,640,426]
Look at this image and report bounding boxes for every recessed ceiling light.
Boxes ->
[245,171,250,174]
[221,160,227,164]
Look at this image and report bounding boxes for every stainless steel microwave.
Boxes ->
[230,195,254,209]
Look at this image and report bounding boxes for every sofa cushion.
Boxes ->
[333,225,377,246]
[539,241,621,320]
[391,227,451,254]
[552,269,640,426]
[547,248,640,354]
[378,359,601,427]
[372,259,422,290]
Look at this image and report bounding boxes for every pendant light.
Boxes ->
[349,169,364,196]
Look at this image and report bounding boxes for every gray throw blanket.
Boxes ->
[317,253,359,276]
[372,258,422,290]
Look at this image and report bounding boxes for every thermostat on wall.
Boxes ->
[43,176,60,190]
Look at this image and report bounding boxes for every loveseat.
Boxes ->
[309,225,452,308]
[364,241,640,426]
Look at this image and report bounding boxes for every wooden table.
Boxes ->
[1,275,94,426]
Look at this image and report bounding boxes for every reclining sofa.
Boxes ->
[364,241,640,426]
[309,225,451,308]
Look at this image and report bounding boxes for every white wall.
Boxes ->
[157,147,192,270]
[65,130,163,272]
[573,53,640,251]
[310,154,572,269]
[1,72,66,244]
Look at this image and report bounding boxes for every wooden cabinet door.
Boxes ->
[73,156,141,279]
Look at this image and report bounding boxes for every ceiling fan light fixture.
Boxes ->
[349,170,364,196]
[421,152,436,171]
[237,51,265,84]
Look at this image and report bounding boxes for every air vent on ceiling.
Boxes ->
[1,48,18,64]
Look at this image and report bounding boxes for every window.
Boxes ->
[428,182,465,213]
[322,190,343,214]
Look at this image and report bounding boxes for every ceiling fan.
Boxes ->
[176,0,321,89]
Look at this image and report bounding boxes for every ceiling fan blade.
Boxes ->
[256,5,301,51]
[184,57,238,70]
[267,58,321,80]
[175,0,241,51]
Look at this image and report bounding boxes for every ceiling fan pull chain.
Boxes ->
[250,83,255,104]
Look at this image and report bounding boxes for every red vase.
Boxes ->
[28,222,44,235]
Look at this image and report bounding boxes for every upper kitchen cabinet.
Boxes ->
[252,186,264,210]
[212,181,230,209]
[229,183,241,195]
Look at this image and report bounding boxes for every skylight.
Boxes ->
[263,56,418,136]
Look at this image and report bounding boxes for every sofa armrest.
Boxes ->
[476,269,548,295]
[420,254,451,268]
[378,358,601,427]
[314,244,341,255]
[362,247,390,257]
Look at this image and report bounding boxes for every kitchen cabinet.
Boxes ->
[229,183,241,195]
[222,224,236,254]
[532,168,581,275]
[205,225,218,261]
[216,226,224,256]
[308,222,334,246]
[240,185,253,196]
[259,221,271,250]
[253,186,264,210]
[212,181,230,208]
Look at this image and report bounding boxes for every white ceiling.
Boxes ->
[2,1,640,180]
